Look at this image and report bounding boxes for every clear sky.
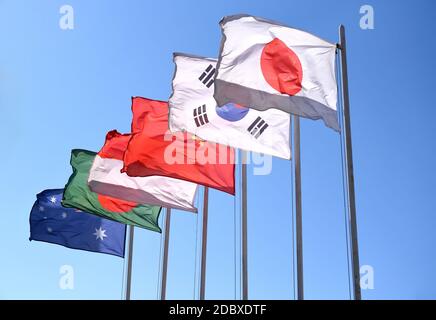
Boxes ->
[1,0,435,300]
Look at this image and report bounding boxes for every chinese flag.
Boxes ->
[122,97,235,195]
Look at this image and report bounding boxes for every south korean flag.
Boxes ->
[169,53,291,160]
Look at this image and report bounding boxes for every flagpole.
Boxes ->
[199,187,209,300]
[125,225,134,300]
[241,150,248,300]
[293,116,304,300]
[160,208,171,300]
[338,25,362,300]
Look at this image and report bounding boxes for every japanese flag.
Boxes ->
[169,53,291,160]
[214,15,339,131]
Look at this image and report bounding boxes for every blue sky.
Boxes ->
[1,0,435,300]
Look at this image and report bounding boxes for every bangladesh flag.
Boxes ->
[62,149,161,233]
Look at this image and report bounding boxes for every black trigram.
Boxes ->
[247,117,269,139]
[193,104,209,127]
[198,64,215,88]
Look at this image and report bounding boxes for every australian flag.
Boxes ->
[29,189,126,258]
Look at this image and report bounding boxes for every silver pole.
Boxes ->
[125,225,134,300]
[241,151,248,300]
[339,25,362,300]
[199,187,209,300]
[293,116,304,300]
[160,208,171,300]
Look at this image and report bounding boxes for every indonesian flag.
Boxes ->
[88,130,199,213]
[169,53,291,160]
[122,97,235,195]
[214,15,339,131]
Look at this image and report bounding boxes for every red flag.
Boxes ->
[88,130,199,212]
[122,97,235,195]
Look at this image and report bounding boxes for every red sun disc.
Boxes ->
[97,194,137,213]
[260,38,303,96]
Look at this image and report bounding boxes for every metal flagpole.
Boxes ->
[160,208,171,300]
[125,225,134,300]
[199,187,209,300]
[338,25,362,300]
[293,116,304,300]
[241,150,248,300]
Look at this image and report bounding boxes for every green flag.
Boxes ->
[62,149,161,233]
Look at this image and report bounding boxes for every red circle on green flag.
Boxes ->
[97,194,137,213]
[260,38,303,96]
